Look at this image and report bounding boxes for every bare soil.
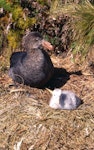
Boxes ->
[0,54,94,150]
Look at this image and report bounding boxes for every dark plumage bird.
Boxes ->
[9,31,54,88]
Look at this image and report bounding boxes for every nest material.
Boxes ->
[0,54,94,150]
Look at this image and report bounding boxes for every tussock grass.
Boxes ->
[50,0,94,60]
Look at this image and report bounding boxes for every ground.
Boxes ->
[0,54,94,150]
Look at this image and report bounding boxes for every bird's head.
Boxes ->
[52,89,62,98]
[46,88,62,109]
[22,31,54,51]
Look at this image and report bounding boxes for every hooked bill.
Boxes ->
[42,40,54,51]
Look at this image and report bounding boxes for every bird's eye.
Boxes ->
[35,38,39,41]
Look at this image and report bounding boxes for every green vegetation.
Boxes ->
[0,0,11,12]
[0,0,94,67]
[0,0,36,51]
[50,0,94,60]
[0,0,36,69]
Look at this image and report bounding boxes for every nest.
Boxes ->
[0,54,94,150]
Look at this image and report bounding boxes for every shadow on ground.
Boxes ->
[46,67,82,89]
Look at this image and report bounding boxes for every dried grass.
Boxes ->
[0,55,94,150]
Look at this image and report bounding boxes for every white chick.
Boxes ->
[47,88,82,110]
